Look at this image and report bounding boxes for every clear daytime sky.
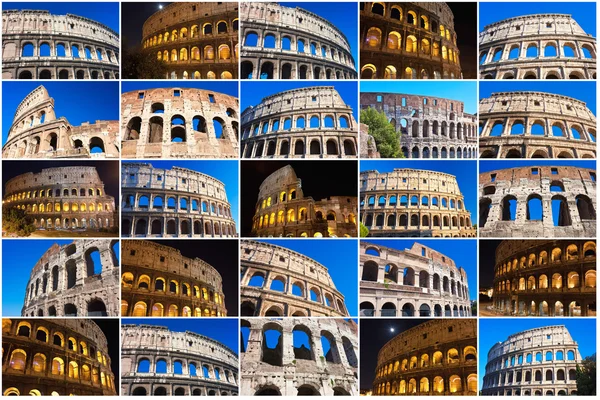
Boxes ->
[240,81,358,120]
[361,81,478,115]
[256,239,358,316]
[2,240,120,315]
[362,239,478,301]
[3,2,120,33]
[480,81,596,115]
[479,2,596,36]
[361,160,478,224]
[121,81,238,98]
[123,319,239,355]
[280,2,359,68]
[125,160,239,228]
[478,319,597,390]
[2,82,119,146]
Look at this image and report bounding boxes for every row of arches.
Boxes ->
[166,70,234,79]
[364,194,465,210]
[143,19,239,48]
[480,118,596,142]
[122,194,231,218]
[10,187,104,200]
[121,272,222,302]
[15,68,118,80]
[484,368,578,390]
[32,217,111,231]
[487,349,577,373]
[121,217,235,238]
[481,69,593,80]
[363,212,472,230]
[7,135,110,158]
[375,374,477,395]
[124,114,236,143]
[156,44,236,63]
[134,357,236,383]
[241,60,353,80]
[25,201,111,213]
[482,42,596,64]
[397,119,477,139]
[493,298,596,317]
[402,145,476,159]
[361,63,457,79]
[377,347,476,378]
[19,41,118,63]
[360,301,470,317]
[253,208,356,229]
[245,114,352,136]
[244,137,356,158]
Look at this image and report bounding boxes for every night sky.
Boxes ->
[143,239,239,315]
[479,240,500,289]
[240,161,358,236]
[93,318,121,388]
[447,2,478,79]
[121,2,175,51]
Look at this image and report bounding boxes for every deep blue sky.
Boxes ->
[480,2,596,36]
[361,81,478,114]
[256,239,358,316]
[3,2,120,33]
[479,319,597,390]
[480,81,596,115]
[121,81,238,97]
[126,161,239,228]
[361,160,478,224]
[123,319,239,355]
[363,239,478,300]
[2,240,119,315]
[282,2,358,68]
[241,81,358,120]
[2,82,119,145]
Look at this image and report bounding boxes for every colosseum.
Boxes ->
[240,240,350,317]
[120,240,228,317]
[372,319,477,395]
[2,85,119,159]
[251,165,358,237]
[360,169,475,237]
[479,165,597,238]
[481,325,583,395]
[141,2,238,79]
[241,86,358,159]
[2,318,117,396]
[3,166,117,233]
[360,241,471,317]
[240,2,357,79]
[360,2,462,79]
[479,91,597,159]
[491,240,596,317]
[361,92,478,158]
[1,9,119,79]
[121,87,239,159]
[121,323,238,395]
[121,163,237,238]
[21,240,119,317]
[479,14,597,79]
[360,123,381,158]
[240,318,358,395]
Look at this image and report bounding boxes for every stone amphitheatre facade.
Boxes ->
[240,240,349,317]
[360,241,471,318]
[2,85,119,159]
[479,165,597,238]
[240,318,358,395]
[360,169,475,237]
[481,325,583,395]
[240,2,357,79]
[241,86,358,159]
[3,166,117,232]
[121,324,238,396]
[251,165,358,237]
[361,92,478,158]
[2,318,117,396]
[121,87,239,159]
[121,163,237,238]
[372,319,477,395]
[479,14,597,79]
[491,240,596,317]
[2,9,119,79]
[21,240,119,317]
[479,91,597,159]
[360,2,462,79]
[142,2,238,79]
[120,240,228,317]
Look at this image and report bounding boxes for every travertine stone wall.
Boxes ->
[121,324,238,395]
[120,240,227,317]
[479,166,597,238]
[240,240,349,317]
[360,123,380,158]
[241,86,358,159]
[121,87,239,159]
[2,318,117,396]
[240,2,357,79]
[479,14,597,79]
[360,241,471,317]
[240,318,358,395]
[482,325,582,395]
[492,240,596,316]
[360,2,462,79]
[360,169,475,237]
[2,10,119,79]
[142,2,239,79]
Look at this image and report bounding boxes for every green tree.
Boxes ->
[360,222,370,238]
[471,301,477,316]
[360,107,402,158]
[122,48,169,79]
[2,207,35,237]
[576,354,596,395]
